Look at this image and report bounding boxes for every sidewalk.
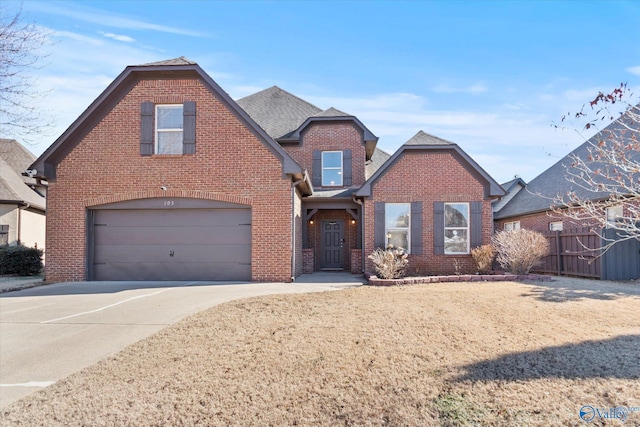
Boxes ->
[0,276,46,293]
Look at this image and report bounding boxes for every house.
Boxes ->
[28,57,504,283]
[494,108,640,279]
[0,139,46,248]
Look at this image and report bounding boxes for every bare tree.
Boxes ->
[0,2,52,143]
[553,83,640,251]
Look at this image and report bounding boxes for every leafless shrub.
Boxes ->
[471,244,495,274]
[368,247,408,279]
[493,230,549,275]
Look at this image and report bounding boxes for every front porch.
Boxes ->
[302,205,363,274]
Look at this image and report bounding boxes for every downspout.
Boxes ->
[291,179,304,282]
[352,196,365,273]
[17,203,30,246]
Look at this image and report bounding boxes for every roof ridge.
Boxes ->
[137,56,197,67]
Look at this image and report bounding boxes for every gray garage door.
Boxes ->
[90,199,251,281]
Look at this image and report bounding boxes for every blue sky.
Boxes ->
[7,0,640,182]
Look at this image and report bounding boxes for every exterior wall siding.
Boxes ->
[46,77,293,283]
[364,151,494,276]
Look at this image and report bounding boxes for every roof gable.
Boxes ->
[357,131,505,198]
[29,59,305,182]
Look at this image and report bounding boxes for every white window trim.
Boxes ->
[321,151,343,187]
[385,203,411,254]
[444,202,470,255]
[549,221,563,231]
[605,205,623,228]
[155,104,183,154]
[504,221,520,231]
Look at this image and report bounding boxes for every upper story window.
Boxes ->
[141,101,195,156]
[385,203,410,253]
[322,151,343,186]
[444,202,469,254]
[155,105,184,154]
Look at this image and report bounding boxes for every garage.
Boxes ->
[88,198,251,281]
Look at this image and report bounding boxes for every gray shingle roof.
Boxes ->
[0,139,37,185]
[365,147,391,180]
[236,86,322,139]
[404,130,453,145]
[495,109,640,219]
[138,56,197,66]
[313,107,351,117]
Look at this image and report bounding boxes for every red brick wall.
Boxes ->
[45,77,294,282]
[364,150,494,276]
[283,121,366,188]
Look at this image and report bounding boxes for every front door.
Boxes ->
[321,220,344,269]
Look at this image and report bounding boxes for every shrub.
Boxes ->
[368,247,409,279]
[471,244,495,274]
[492,229,549,275]
[0,245,44,276]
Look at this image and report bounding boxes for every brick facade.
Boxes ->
[284,121,367,188]
[45,77,294,282]
[364,151,494,276]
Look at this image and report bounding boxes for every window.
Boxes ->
[322,151,343,186]
[504,221,520,231]
[549,221,563,231]
[155,105,183,154]
[444,203,469,254]
[606,205,623,228]
[385,203,410,252]
[0,225,8,245]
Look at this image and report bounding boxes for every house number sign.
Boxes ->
[163,200,176,206]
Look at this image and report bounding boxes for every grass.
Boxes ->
[2,278,639,426]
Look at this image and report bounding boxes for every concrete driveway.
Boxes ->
[0,274,363,408]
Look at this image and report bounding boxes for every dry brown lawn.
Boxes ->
[2,277,640,426]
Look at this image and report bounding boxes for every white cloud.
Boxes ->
[29,1,207,37]
[431,83,489,94]
[100,32,136,43]
[626,65,640,76]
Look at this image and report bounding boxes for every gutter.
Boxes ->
[291,178,305,282]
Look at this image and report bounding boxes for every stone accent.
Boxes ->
[350,249,362,274]
[302,249,314,274]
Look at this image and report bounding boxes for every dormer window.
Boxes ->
[322,151,343,186]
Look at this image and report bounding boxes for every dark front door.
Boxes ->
[321,220,344,269]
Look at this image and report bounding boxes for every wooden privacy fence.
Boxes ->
[533,227,640,280]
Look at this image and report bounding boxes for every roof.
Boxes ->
[365,147,391,180]
[494,108,640,220]
[28,58,309,193]
[404,130,453,146]
[357,130,505,198]
[236,86,322,140]
[313,107,351,118]
[500,177,526,193]
[0,140,45,210]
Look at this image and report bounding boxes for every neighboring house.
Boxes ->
[0,139,47,248]
[494,110,640,280]
[28,57,504,283]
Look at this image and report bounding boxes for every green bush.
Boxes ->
[0,245,44,276]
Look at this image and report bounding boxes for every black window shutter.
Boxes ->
[182,101,196,154]
[470,201,483,248]
[312,150,321,187]
[410,201,423,255]
[140,102,154,156]
[374,202,385,249]
[433,202,445,255]
[343,149,352,186]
